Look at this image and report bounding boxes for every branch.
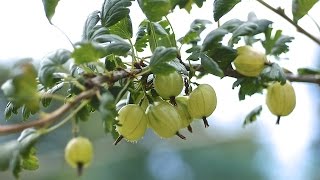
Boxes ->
[0,68,143,135]
[185,62,320,85]
[0,89,97,135]
[256,0,320,45]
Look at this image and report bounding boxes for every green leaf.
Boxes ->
[292,0,318,23]
[206,46,237,70]
[135,20,149,52]
[213,0,241,21]
[42,0,60,24]
[262,28,294,56]
[242,105,262,128]
[105,55,126,71]
[94,34,131,56]
[0,128,41,178]
[232,78,264,100]
[82,11,101,41]
[41,82,65,107]
[1,62,40,113]
[149,47,177,74]
[75,104,92,122]
[99,91,117,133]
[72,42,106,64]
[179,19,212,44]
[169,58,188,74]
[109,16,133,39]
[297,67,320,75]
[220,19,244,32]
[4,102,19,120]
[101,0,133,27]
[200,53,224,77]
[230,22,258,45]
[39,49,71,88]
[21,147,39,171]
[201,28,229,52]
[170,0,206,12]
[186,45,201,61]
[0,141,19,171]
[148,21,175,52]
[261,63,286,84]
[151,62,176,75]
[138,0,171,22]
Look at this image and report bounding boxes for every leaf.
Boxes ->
[232,78,264,100]
[148,21,175,52]
[21,147,39,171]
[186,45,201,61]
[213,0,241,21]
[298,67,320,75]
[1,62,40,113]
[242,105,262,128]
[135,20,149,52]
[179,19,212,44]
[200,53,224,77]
[201,28,229,52]
[170,0,206,12]
[75,104,92,122]
[206,46,237,70]
[0,128,41,178]
[72,42,106,64]
[230,22,258,45]
[292,0,318,23]
[101,0,133,27]
[42,0,60,24]
[105,54,126,71]
[149,47,177,74]
[4,102,19,120]
[220,19,244,32]
[168,58,188,74]
[261,63,286,84]
[39,49,71,88]
[262,28,294,56]
[41,82,65,107]
[138,0,171,22]
[99,91,117,133]
[82,11,101,41]
[109,16,133,39]
[94,34,131,56]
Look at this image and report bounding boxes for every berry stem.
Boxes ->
[187,125,193,133]
[176,132,186,140]
[169,96,177,106]
[77,162,84,176]
[202,116,210,128]
[276,116,281,125]
[113,135,124,145]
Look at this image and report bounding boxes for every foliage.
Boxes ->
[0,0,320,178]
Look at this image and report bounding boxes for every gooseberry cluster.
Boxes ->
[233,45,296,124]
[114,71,218,144]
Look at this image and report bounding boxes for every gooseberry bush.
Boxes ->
[0,0,320,178]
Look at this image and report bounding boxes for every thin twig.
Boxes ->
[0,69,143,135]
[256,0,320,45]
[0,89,97,135]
